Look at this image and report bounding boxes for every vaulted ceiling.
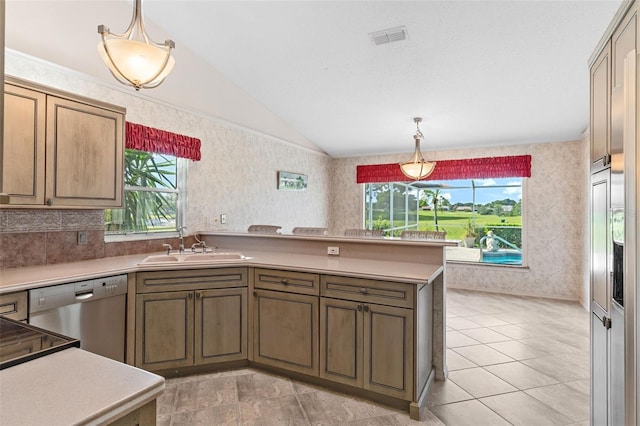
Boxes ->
[5,1,622,157]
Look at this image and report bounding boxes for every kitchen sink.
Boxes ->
[139,252,248,265]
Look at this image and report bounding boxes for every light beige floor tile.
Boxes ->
[236,371,296,402]
[446,331,481,348]
[565,379,590,395]
[156,386,177,417]
[297,389,395,424]
[480,391,573,425]
[525,383,590,422]
[239,395,310,425]
[156,414,171,426]
[521,355,590,382]
[447,317,482,330]
[430,399,512,426]
[519,336,585,355]
[448,367,517,398]
[464,314,509,327]
[170,404,240,425]
[459,327,511,344]
[452,344,514,366]
[484,362,559,389]
[488,340,551,360]
[488,324,536,339]
[446,349,477,371]
[427,377,474,406]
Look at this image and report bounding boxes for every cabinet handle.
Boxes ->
[363,305,369,312]
[46,198,53,206]
[281,279,289,285]
[602,316,611,329]
[196,292,201,299]
[360,288,368,294]
[188,293,193,299]
[253,291,257,297]
[357,304,362,311]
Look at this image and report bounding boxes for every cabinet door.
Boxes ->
[319,297,363,388]
[195,287,247,365]
[591,169,610,313]
[45,96,123,207]
[3,84,46,204]
[363,303,414,400]
[135,291,194,371]
[252,289,319,376]
[590,42,611,172]
[591,309,609,426]
[611,8,637,156]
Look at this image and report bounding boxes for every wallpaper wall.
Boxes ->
[330,139,588,301]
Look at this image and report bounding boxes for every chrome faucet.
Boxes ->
[177,226,187,254]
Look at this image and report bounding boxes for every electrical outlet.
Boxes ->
[77,231,88,245]
[220,213,227,224]
[327,246,340,256]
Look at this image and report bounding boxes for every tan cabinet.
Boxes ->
[135,269,248,372]
[2,77,125,208]
[2,84,46,205]
[252,288,319,376]
[0,291,28,321]
[252,269,320,377]
[590,41,611,172]
[320,288,414,400]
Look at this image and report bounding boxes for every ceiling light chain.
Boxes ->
[399,117,436,180]
[97,0,175,91]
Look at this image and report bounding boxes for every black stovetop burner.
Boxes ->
[0,316,80,370]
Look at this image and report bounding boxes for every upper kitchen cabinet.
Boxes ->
[2,77,125,208]
[590,41,611,172]
[611,6,637,160]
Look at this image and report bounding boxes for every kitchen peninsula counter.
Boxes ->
[0,347,164,426]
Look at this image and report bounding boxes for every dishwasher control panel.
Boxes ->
[29,274,128,314]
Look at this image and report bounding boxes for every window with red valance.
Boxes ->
[356,155,531,183]
[126,121,201,161]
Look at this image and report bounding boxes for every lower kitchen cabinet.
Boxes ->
[320,297,413,400]
[135,269,248,372]
[252,289,319,376]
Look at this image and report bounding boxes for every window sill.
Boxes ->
[104,231,179,243]
[446,260,529,270]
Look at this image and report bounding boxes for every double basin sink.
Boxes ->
[139,252,249,266]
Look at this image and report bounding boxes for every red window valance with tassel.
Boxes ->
[356,155,531,183]
[126,122,201,161]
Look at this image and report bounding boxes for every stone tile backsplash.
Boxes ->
[0,209,194,270]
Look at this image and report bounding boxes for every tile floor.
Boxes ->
[156,289,590,425]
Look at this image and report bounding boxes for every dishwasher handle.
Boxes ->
[75,291,94,301]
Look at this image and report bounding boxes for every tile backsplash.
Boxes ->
[0,209,193,270]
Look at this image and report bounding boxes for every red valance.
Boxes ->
[356,155,531,184]
[126,122,201,161]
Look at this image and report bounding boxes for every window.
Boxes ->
[364,177,523,265]
[105,149,182,235]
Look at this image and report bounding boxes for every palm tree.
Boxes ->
[424,189,446,231]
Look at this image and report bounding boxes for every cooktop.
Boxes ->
[0,316,80,370]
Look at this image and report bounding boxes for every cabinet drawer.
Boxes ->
[0,291,28,321]
[136,268,248,293]
[254,268,319,296]
[321,275,415,309]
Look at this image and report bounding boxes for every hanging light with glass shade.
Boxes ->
[97,0,175,91]
[399,117,436,180]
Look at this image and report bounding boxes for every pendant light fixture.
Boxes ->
[399,117,436,180]
[97,0,175,91]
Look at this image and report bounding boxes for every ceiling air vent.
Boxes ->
[369,26,407,46]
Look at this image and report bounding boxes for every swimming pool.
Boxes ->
[482,250,522,265]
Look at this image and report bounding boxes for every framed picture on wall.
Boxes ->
[278,171,308,191]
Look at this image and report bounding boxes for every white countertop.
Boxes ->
[0,249,443,294]
[0,348,164,426]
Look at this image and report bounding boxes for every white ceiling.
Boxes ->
[5,1,622,158]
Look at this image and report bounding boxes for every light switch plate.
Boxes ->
[77,231,88,245]
[327,246,340,256]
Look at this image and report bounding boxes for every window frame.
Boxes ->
[104,151,188,242]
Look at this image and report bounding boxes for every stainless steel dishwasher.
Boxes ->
[29,274,127,362]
